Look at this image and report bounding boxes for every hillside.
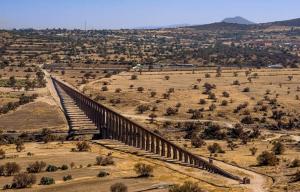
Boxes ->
[187,22,256,31]
[186,17,300,31]
[266,18,300,27]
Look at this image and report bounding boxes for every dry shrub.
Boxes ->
[96,156,114,166]
[26,161,46,173]
[76,141,91,152]
[12,173,36,189]
[134,163,153,177]
[169,181,204,192]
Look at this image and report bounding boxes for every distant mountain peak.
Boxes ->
[222,16,255,25]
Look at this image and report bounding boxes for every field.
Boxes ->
[0,141,246,192]
[77,68,300,191]
[83,68,300,129]
[0,101,66,132]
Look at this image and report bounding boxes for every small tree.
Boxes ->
[249,147,258,156]
[115,88,122,93]
[272,142,285,155]
[191,135,205,148]
[101,86,108,91]
[4,162,21,176]
[137,87,144,93]
[12,173,36,189]
[76,141,91,152]
[27,161,46,173]
[149,113,157,123]
[207,143,224,154]
[136,104,150,114]
[163,92,170,99]
[165,107,177,116]
[111,182,128,192]
[193,85,199,90]
[61,164,68,170]
[208,104,216,111]
[222,91,230,98]
[164,75,170,80]
[199,99,206,105]
[233,80,240,85]
[243,87,250,92]
[221,100,228,106]
[15,139,25,152]
[208,92,216,100]
[257,151,279,166]
[134,163,153,177]
[150,91,157,97]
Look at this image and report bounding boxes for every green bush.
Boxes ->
[63,175,72,181]
[61,164,69,170]
[40,177,55,185]
[46,165,58,172]
[97,171,110,177]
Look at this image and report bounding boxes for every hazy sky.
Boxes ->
[0,0,299,29]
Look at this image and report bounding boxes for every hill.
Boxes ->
[222,16,255,25]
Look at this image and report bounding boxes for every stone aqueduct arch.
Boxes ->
[52,77,243,182]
